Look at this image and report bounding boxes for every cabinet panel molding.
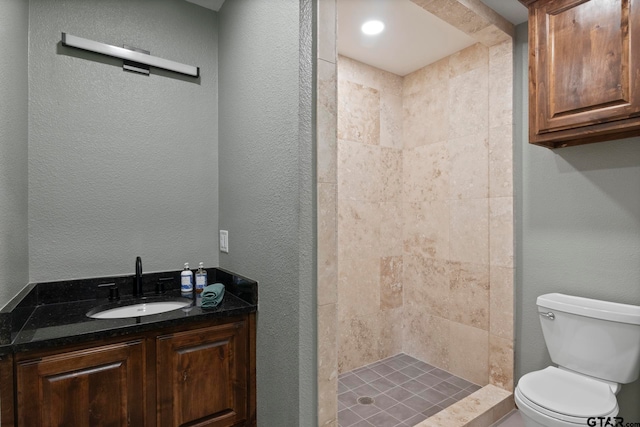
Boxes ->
[522,0,640,147]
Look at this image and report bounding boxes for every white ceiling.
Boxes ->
[338,0,477,76]
[337,0,528,76]
[184,0,528,77]
[184,0,225,12]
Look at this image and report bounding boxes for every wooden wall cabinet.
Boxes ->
[5,314,256,427]
[520,0,640,148]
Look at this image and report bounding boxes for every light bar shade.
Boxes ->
[61,33,199,77]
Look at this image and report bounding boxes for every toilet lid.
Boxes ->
[518,367,617,417]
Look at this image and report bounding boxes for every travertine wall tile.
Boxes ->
[337,80,380,145]
[449,322,489,385]
[489,197,513,268]
[489,334,514,392]
[378,307,404,359]
[318,303,338,425]
[403,200,450,260]
[403,57,449,97]
[403,84,449,148]
[489,124,513,198]
[337,57,405,372]
[338,141,401,202]
[317,0,336,63]
[449,43,489,78]
[449,133,489,200]
[449,66,488,139]
[318,183,337,305]
[490,266,514,340]
[380,256,403,310]
[489,40,513,129]
[338,312,379,373]
[403,142,450,202]
[380,202,404,256]
[404,313,450,370]
[337,199,381,259]
[381,93,403,149]
[338,255,380,318]
[317,59,337,184]
[404,255,450,319]
[449,262,490,330]
[449,198,489,264]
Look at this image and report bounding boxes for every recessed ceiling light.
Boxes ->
[361,20,385,36]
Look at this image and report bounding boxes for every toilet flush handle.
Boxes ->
[539,311,555,320]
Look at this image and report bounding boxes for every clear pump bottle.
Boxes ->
[181,263,194,298]
[195,262,207,306]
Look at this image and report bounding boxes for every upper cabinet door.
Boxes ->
[522,0,640,148]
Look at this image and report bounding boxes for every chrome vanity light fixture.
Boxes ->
[61,33,200,77]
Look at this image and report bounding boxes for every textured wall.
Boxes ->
[0,0,29,306]
[28,0,219,282]
[337,56,404,373]
[218,0,315,425]
[514,23,640,418]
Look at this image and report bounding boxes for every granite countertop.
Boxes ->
[0,267,257,355]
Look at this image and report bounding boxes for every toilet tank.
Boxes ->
[537,293,640,384]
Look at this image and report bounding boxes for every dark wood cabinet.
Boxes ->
[520,0,640,148]
[3,314,256,427]
[16,340,145,426]
[157,320,248,427]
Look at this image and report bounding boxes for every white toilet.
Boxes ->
[515,293,640,427]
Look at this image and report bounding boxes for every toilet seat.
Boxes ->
[517,367,618,423]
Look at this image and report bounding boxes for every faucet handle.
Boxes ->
[156,277,173,295]
[99,283,120,301]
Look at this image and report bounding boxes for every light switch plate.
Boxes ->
[219,230,229,253]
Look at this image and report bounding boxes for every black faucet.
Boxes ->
[134,256,143,297]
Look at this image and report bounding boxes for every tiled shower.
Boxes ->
[335,41,514,424]
[315,1,516,426]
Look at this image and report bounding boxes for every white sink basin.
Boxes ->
[88,299,191,319]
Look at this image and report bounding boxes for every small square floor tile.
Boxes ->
[422,405,444,418]
[338,408,362,427]
[386,370,411,385]
[365,411,402,427]
[417,387,448,405]
[371,363,396,376]
[355,368,382,383]
[429,368,452,380]
[386,386,413,402]
[400,379,429,394]
[415,372,442,387]
[350,402,382,419]
[399,365,424,378]
[341,373,367,390]
[432,380,462,397]
[386,403,418,422]
[402,394,432,413]
[338,390,359,407]
[369,376,396,393]
[372,393,399,410]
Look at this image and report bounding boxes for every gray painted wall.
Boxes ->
[515,23,640,418]
[28,0,219,282]
[0,0,29,306]
[218,0,316,425]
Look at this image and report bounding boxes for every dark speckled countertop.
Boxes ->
[0,267,257,355]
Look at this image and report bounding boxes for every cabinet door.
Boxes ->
[526,0,640,147]
[16,340,145,427]
[156,320,248,427]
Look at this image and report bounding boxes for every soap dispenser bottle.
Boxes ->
[195,262,207,306]
[181,263,194,298]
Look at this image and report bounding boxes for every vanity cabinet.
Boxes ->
[4,314,256,427]
[156,320,249,427]
[15,340,146,426]
[520,0,640,148]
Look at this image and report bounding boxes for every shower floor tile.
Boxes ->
[338,353,481,427]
